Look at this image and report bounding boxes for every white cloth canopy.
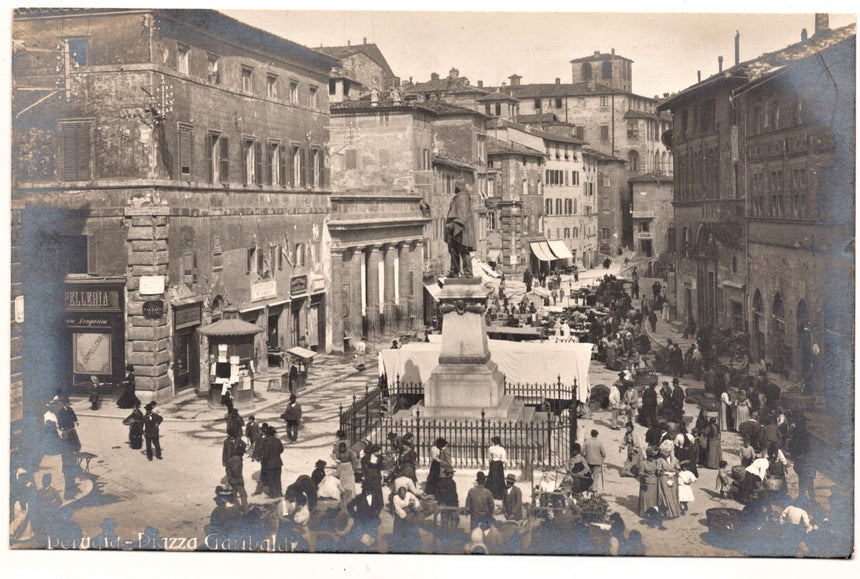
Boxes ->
[547,240,574,260]
[378,340,591,400]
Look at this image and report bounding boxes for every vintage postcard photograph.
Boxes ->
[6,4,856,568]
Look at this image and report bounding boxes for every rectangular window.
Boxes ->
[177,44,189,74]
[485,104,491,115]
[207,132,229,184]
[572,171,579,185]
[292,145,303,187]
[310,148,320,188]
[602,176,611,187]
[267,74,278,99]
[495,103,501,116]
[243,138,256,185]
[600,96,609,107]
[289,81,299,104]
[534,98,541,111]
[556,199,562,215]
[627,120,639,139]
[310,86,318,108]
[246,247,255,274]
[183,251,197,287]
[60,120,92,181]
[268,142,280,186]
[545,198,552,216]
[65,234,90,274]
[555,98,563,108]
[599,125,610,142]
[207,54,220,84]
[575,126,585,140]
[345,149,357,170]
[178,124,193,179]
[242,66,254,92]
[602,228,610,240]
[66,38,88,67]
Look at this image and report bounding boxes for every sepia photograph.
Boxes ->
[6,3,856,571]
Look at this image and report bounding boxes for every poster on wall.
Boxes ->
[73,332,112,375]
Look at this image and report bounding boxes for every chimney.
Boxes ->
[611,48,615,56]
[594,50,600,56]
[363,37,367,44]
[409,76,413,84]
[431,72,439,81]
[801,28,808,42]
[448,67,459,79]
[718,56,723,73]
[814,13,829,36]
[697,70,701,82]
[734,30,740,65]
[555,77,561,84]
[347,40,351,46]
[477,80,483,88]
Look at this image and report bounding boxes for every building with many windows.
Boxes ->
[12,9,337,419]
[659,16,854,416]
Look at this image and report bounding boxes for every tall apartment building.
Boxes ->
[12,8,337,428]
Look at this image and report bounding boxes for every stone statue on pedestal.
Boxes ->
[444,182,476,278]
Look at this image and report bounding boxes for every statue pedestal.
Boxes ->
[423,277,519,419]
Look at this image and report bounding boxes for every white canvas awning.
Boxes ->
[547,240,574,260]
[529,241,556,262]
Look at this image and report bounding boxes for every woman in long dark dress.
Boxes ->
[116,365,140,409]
[638,447,659,517]
[705,417,722,469]
[122,401,144,449]
[486,436,507,500]
[655,446,681,518]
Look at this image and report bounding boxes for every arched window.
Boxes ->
[602,61,613,79]
[210,296,224,321]
[564,227,570,238]
[582,63,592,81]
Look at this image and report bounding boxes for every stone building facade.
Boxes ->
[737,29,854,403]
[627,173,675,262]
[12,9,337,409]
[586,148,628,258]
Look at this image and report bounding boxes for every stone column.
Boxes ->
[398,243,411,330]
[410,240,425,329]
[330,248,344,352]
[382,244,396,332]
[347,248,363,342]
[125,207,172,403]
[365,246,380,338]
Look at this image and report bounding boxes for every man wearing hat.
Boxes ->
[503,473,523,521]
[143,402,163,461]
[671,377,686,423]
[281,395,302,443]
[465,471,495,530]
[259,424,284,497]
[435,466,459,530]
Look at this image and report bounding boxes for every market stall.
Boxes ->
[198,310,263,408]
[284,346,316,393]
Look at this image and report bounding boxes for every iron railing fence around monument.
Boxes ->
[339,377,580,469]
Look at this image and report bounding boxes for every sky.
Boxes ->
[223,7,855,99]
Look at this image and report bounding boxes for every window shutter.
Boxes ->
[86,235,97,275]
[278,145,287,187]
[308,150,315,188]
[62,125,79,181]
[255,141,263,186]
[206,135,214,183]
[179,125,193,178]
[242,141,249,185]
[76,125,91,180]
[301,148,307,187]
[220,137,229,183]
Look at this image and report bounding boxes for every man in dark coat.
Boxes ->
[444,182,477,277]
[465,471,495,531]
[671,377,686,422]
[143,402,163,461]
[641,382,658,428]
[281,395,302,442]
[434,467,460,530]
[503,473,523,521]
[259,425,284,497]
[225,408,244,438]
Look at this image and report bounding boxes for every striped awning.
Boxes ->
[547,240,574,260]
[529,241,556,262]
